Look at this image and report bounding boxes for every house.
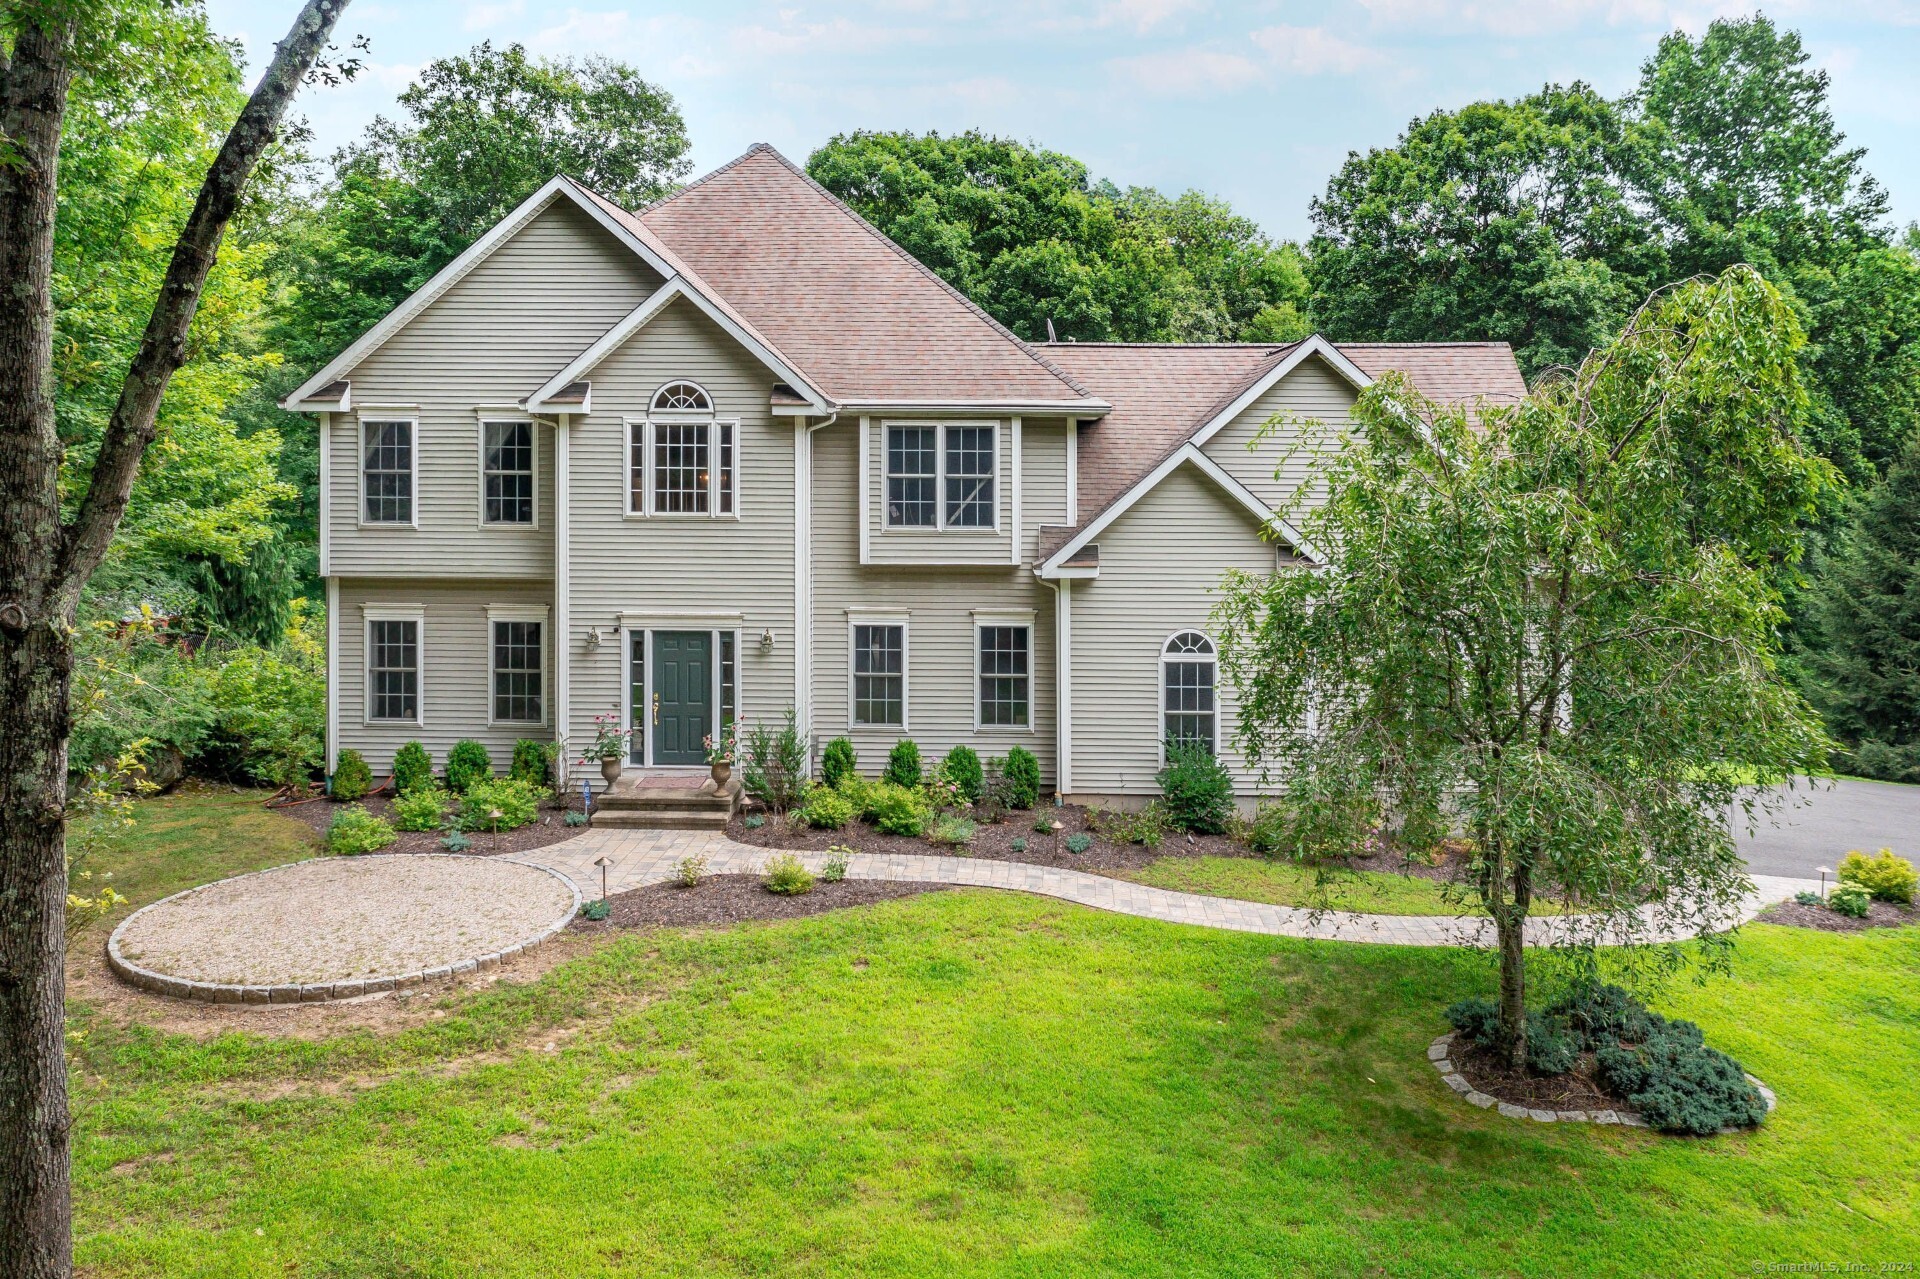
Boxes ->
[280,144,1525,805]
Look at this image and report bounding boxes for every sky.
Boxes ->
[207,0,1920,242]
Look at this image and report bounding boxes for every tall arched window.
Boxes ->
[631,381,734,516]
[1161,631,1217,755]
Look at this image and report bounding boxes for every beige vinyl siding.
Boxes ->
[1200,353,1358,521]
[863,416,1014,565]
[561,295,794,755]
[332,579,553,774]
[1067,463,1276,798]
[326,199,663,579]
[810,417,1066,783]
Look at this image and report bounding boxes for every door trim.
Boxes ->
[622,624,743,768]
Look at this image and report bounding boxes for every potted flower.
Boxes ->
[581,712,633,786]
[704,722,737,788]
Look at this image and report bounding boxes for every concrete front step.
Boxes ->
[590,773,741,830]
[591,809,730,831]
[597,791,733,812]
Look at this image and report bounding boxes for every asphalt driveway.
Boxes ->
[1736,777,1920,879]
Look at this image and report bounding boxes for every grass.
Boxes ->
[66,793,1920,1275]
[87,783,319,910]
[1120,855,1581,916]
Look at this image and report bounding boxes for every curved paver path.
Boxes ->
[110,854,579,1003]
[526,829,1820,946]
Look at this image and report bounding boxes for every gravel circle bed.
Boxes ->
[108,854,578,1003]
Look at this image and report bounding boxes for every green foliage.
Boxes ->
[831,770,875,813]
[928,815,977,848]
[1033,814,1058,834]
[743,813,766,831]
[865,783,932,837]
[1091,805,1166,850]
[563,810,589,828]
[1793,889,1824,907]
[329,750,373,802]
[1596,1024,1767,1135]
[582,899,611,922]
[460,778,541,832]
[509,740,551,788]
[808,130,1309,343]
[391,786,451,833]
[822,847,851,883]
[940,745,985,803]
[1010,837,1027,855]
[676,855,709,887]
[1216,267,1836,1057]
[327,807,396,856]
[1827,882,1872,918]
[762,853,815,896]
[1548,983,1659,1048]
[444,741,493,795]
[1242,803,1293,858]
[391,741,433,795]
[440,829,473,853]
[884,739,923,788]
[821,737,858,788]
[1447,999,1579,1076]
[743,710,809,812]
[1065,833,1093,855]
[1001,746,1042,809]
[1839,849,1917,903]
[798,787,855,831]
[1156,741,1235,835]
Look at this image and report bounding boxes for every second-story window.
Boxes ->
[482,419,534,525]
[883,423,996,530]
[362,419,414,523]
[629,381,736,517]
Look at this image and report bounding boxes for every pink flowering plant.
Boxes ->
[581,710,634,764]
[704,721,737,766]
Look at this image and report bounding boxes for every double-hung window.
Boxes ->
[629,381,736,516]
[481,419,535,525]
[1161,631,1218,754]
[362,419,415,523]
[365,609,422,723]
[851,621,906,727]
[976,620,1031,729]
[884,422,996,529]
[489,609,545,725]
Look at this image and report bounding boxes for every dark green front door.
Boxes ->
[652,631,713,765]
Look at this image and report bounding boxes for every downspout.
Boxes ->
[793,409,838,759]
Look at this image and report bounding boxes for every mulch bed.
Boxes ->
[1451,1039,1635,1115]
[281,791,587,857]
[1757,897,1918,932]
[726,802,1245,873]
[570,873,946,931]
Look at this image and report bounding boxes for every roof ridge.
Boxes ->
[1045,341,1296,351]
[632,142,773,218]
[734,143,1097,401]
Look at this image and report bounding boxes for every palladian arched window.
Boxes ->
[630,381,734,516]
[652,381,712,413]
[1161,631,1217,755]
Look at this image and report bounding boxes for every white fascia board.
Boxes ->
[1037,444,1320,574]
[282,178,606,409]
[1187,334,1372,452]
[1035,564,1099,581]
[817,398,1110,416]
[525,277,831,413]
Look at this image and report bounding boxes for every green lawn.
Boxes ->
[1121,854,1581,916]
[88,784,320,911]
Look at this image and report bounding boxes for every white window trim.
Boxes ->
[846,610,910,731]
[1159,629,1221,762]
[620,625,744,767]
[486,604,550,728]
[972,608,1036,733]
[361,604,425,726]
[879,419,1001,533]
[476,411,540,530]
[357,411,421,529]
[625,413,743,520]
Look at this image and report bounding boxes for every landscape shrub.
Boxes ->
[866,782,931,836]
[928,815,976,848]
[822,846,851,883]
[563,810,589,827]
[884,739,923,788]
[1092,804,1166,849]
[1445,997,1500,1046]
[1793,889,1824,906]
[582,899,611,921]
[743,709,808,811]
[1002,746,1041,809]
[1828,881,1872,918]
[763,853,815,895]
[799,787,855,830]
[1243,803,1292,857]
[676,855,708,887]
[392,785,451,832]
[445,740,493,794]
[1033,813,1057,834]
[391,741,433,795]
[329,749,373,801]
[1010,837,1027,854]
[743,813,766,830]
[1596,1023,1766,1135]
[821,737,858,788]
[832,770,874,811]
[940,745,984,803]
[460,777,540,831]
[327,806,396,855]
[921,772,966,812]
[1064,832,1092,854]
[440,829,473,852]
[1838,848,1916,903]
[1547,983,1658,1048]
[1157,740,1235,834]
[509,739,552,788]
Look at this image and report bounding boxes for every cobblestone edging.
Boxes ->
[1425,1031,1778,1131]
[106,854,580,1005]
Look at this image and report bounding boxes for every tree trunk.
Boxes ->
[1496,909,1528,1072]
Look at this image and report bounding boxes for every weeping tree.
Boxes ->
[1214,267,1835,1069]
[0,3,351,1274]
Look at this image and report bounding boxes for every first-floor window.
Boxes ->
[977,624,1030,727]
[1162,630,1216,753]
[492,620,543,723]
[368,618,419,721]
[852,623,905,726]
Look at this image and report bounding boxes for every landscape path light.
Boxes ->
[594,855,611,911]
[1816,865,1832,899]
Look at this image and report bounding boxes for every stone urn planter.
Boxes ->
[710,761,732,788]
[600,756,622,786]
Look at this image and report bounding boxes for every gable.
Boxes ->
[1200,352,1360,514]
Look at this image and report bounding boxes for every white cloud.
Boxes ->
[1351,0,1775,38]
[1111,48,1266,96]
[1099,0,1208,35]
[730,15,922,56]
[463,0,524,32]
[1249,25,1384,75]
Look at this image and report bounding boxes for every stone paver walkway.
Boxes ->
[521,830,1820,947]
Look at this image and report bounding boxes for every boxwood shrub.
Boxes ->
[884,739,923,788]
[459,777,540,831]
[330,749,373,802]
[445,740,493,794]
[821,737,858,788]
[1002,746,1041,809]
[940,745,984,803]
[391,741,433,795]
